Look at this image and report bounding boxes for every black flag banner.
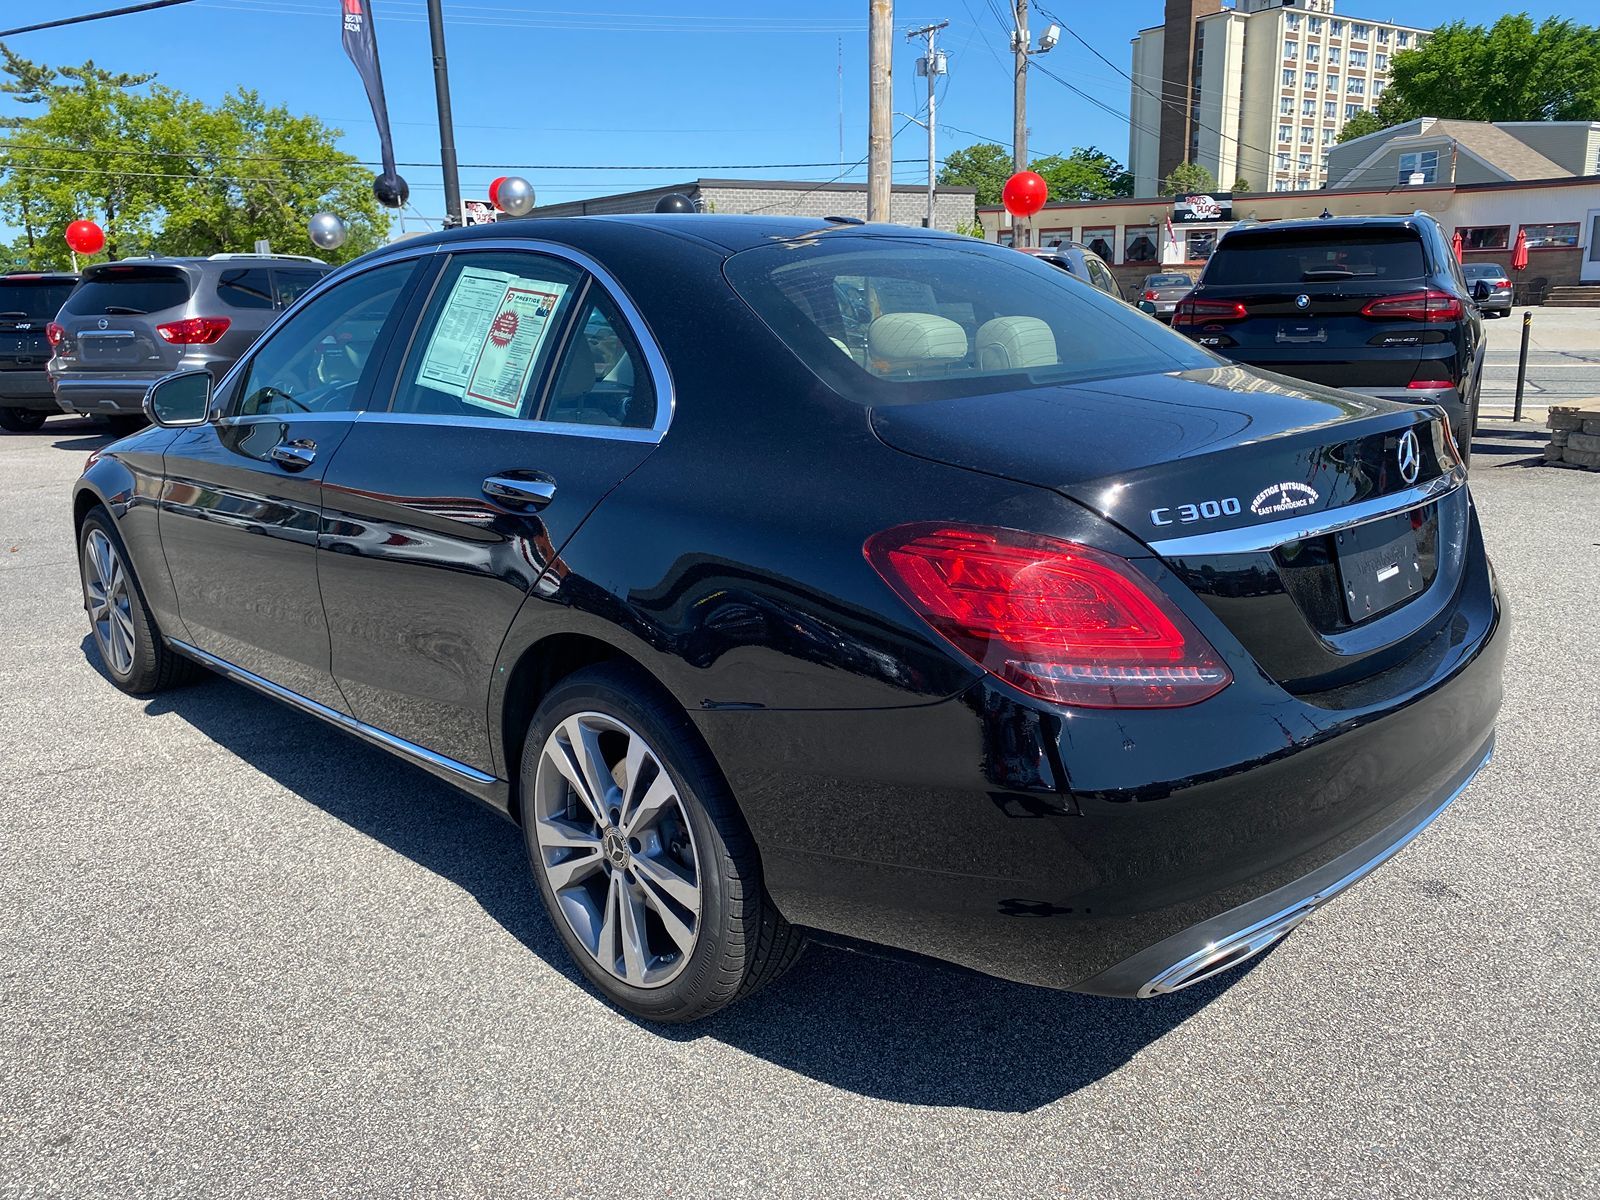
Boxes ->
[340,0,408,207]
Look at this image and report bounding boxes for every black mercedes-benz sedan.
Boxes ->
[72,216,1504,1022]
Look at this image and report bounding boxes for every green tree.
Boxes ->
[937,142,1013,206]
[1336,109,1389,143]
[0,46,384,270]
[1232,176,1252,192]
[1380,15,1600,124]
[939,142,1133,206]
[1161,161,1218,195]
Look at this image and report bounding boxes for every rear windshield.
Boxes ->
[1144,274,1193,288]
[1204,231,1427,286]
[724,237,1213,402]
[1462,264,1504,279]
[64,266,193,316]
[0,280,76,319]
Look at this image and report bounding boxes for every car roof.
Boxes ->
[395,214,964,256]
[1222,215,1431,239]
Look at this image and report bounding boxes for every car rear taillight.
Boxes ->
[1360,290,1463,322]
[156,316,231,345]
[864,524,1232,708]
[1407,378,1454,390]
[1143,289,1160,301]
[46,321,65,347]
[1172,298,1247,327]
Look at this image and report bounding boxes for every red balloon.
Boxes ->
[488,176,508,210]
[1001,171,1049,218]
[65,219,105,255]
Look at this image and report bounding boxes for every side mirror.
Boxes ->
[1472,279,1491,302]
[1137,299,1158,315]
[144,369,213,427]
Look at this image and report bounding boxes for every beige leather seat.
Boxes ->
[974,316,1058,372]
[866,313,968,375]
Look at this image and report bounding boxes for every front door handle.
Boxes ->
[269,440,316,470]
[483,475,556,508]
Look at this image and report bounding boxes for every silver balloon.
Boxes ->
[308,211,348,251]
[497,176,535,217]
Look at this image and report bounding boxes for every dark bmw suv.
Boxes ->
[1172,215,1484,460]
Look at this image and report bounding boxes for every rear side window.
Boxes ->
[64,267,192,316]
[216,268,274,309]
[274,268,327,308]
[0,280,75,318]
[725,237,1210,401]
[1203,231,1427,285]
[543,292,656,430]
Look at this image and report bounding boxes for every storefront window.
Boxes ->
[1459,226,1509,251]
[1123,225,1159,264]
[1081,227,1115,262]
[1521,223,1580,249]
[1186,230,1217,261]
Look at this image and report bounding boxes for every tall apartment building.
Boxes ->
[1129,0,1431,194]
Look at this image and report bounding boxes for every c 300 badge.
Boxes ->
[1250,481,1320,516]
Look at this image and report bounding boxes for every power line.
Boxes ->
[0,0,195,37]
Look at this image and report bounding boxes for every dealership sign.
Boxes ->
[1174,192,1233,222]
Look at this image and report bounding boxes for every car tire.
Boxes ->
[78,508,202,695]
[0,406,48,433]
[519,662,805,1022]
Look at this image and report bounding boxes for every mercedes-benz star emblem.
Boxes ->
[1397,429,1421,484]
[1294,294,1310,310]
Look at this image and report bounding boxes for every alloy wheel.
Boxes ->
[532,712,703,988]
[83,528,136,676]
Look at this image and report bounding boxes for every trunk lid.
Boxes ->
[54,263,195,375]
[870,366,1468,692]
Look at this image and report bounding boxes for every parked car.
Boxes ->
[1138,271,1195,321]
[1171,214,1485,462]
[47,253,331,424]
[1461,262,1513,317]
[74,217,1503,1023]
[0,271,78,433]
[1019,242,1123,300]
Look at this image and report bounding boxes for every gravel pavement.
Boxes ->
[1,417,1596,1198]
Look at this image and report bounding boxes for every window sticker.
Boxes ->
[415,266,569,415]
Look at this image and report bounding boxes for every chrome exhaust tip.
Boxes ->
[1137,902,1316,998]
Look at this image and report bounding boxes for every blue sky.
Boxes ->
[3,0,1585,229]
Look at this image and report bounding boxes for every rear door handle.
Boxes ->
[269,441,316,470]
[483,475,556,508]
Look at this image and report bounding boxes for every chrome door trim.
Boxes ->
[356,409,662,444]
[1147,466,1467,558]
[168,638,498,786]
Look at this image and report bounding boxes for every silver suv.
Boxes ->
[48,254,330,421]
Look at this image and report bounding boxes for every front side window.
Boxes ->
[390,253,582,422]
[231,260,416,417]
[723,237,1210,402]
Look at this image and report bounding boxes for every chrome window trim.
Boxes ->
[1147,466,1467,558]
[168,638,497,786]
[376,237,676,443]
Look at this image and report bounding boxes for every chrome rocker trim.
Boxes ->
[167,639,502,791]
[1137,736,1494,998]
[1148,465,1467,558]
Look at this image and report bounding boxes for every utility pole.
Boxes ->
[906,21,949,229]
[1006,4,1059,246]
[1011,0,1028,177]
[867,0,893,222]
[426,0,462,228]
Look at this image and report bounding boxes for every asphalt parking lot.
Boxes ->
[2,416,1596,1198]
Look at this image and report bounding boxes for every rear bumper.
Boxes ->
[49,374,156,415]
[696,534,1505,995]
[0,368,56,408]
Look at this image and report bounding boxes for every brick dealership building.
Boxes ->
[528,179,976,230]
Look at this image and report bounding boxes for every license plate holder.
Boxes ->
[1276,322,1327,344]
[1335,512,1424,622]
